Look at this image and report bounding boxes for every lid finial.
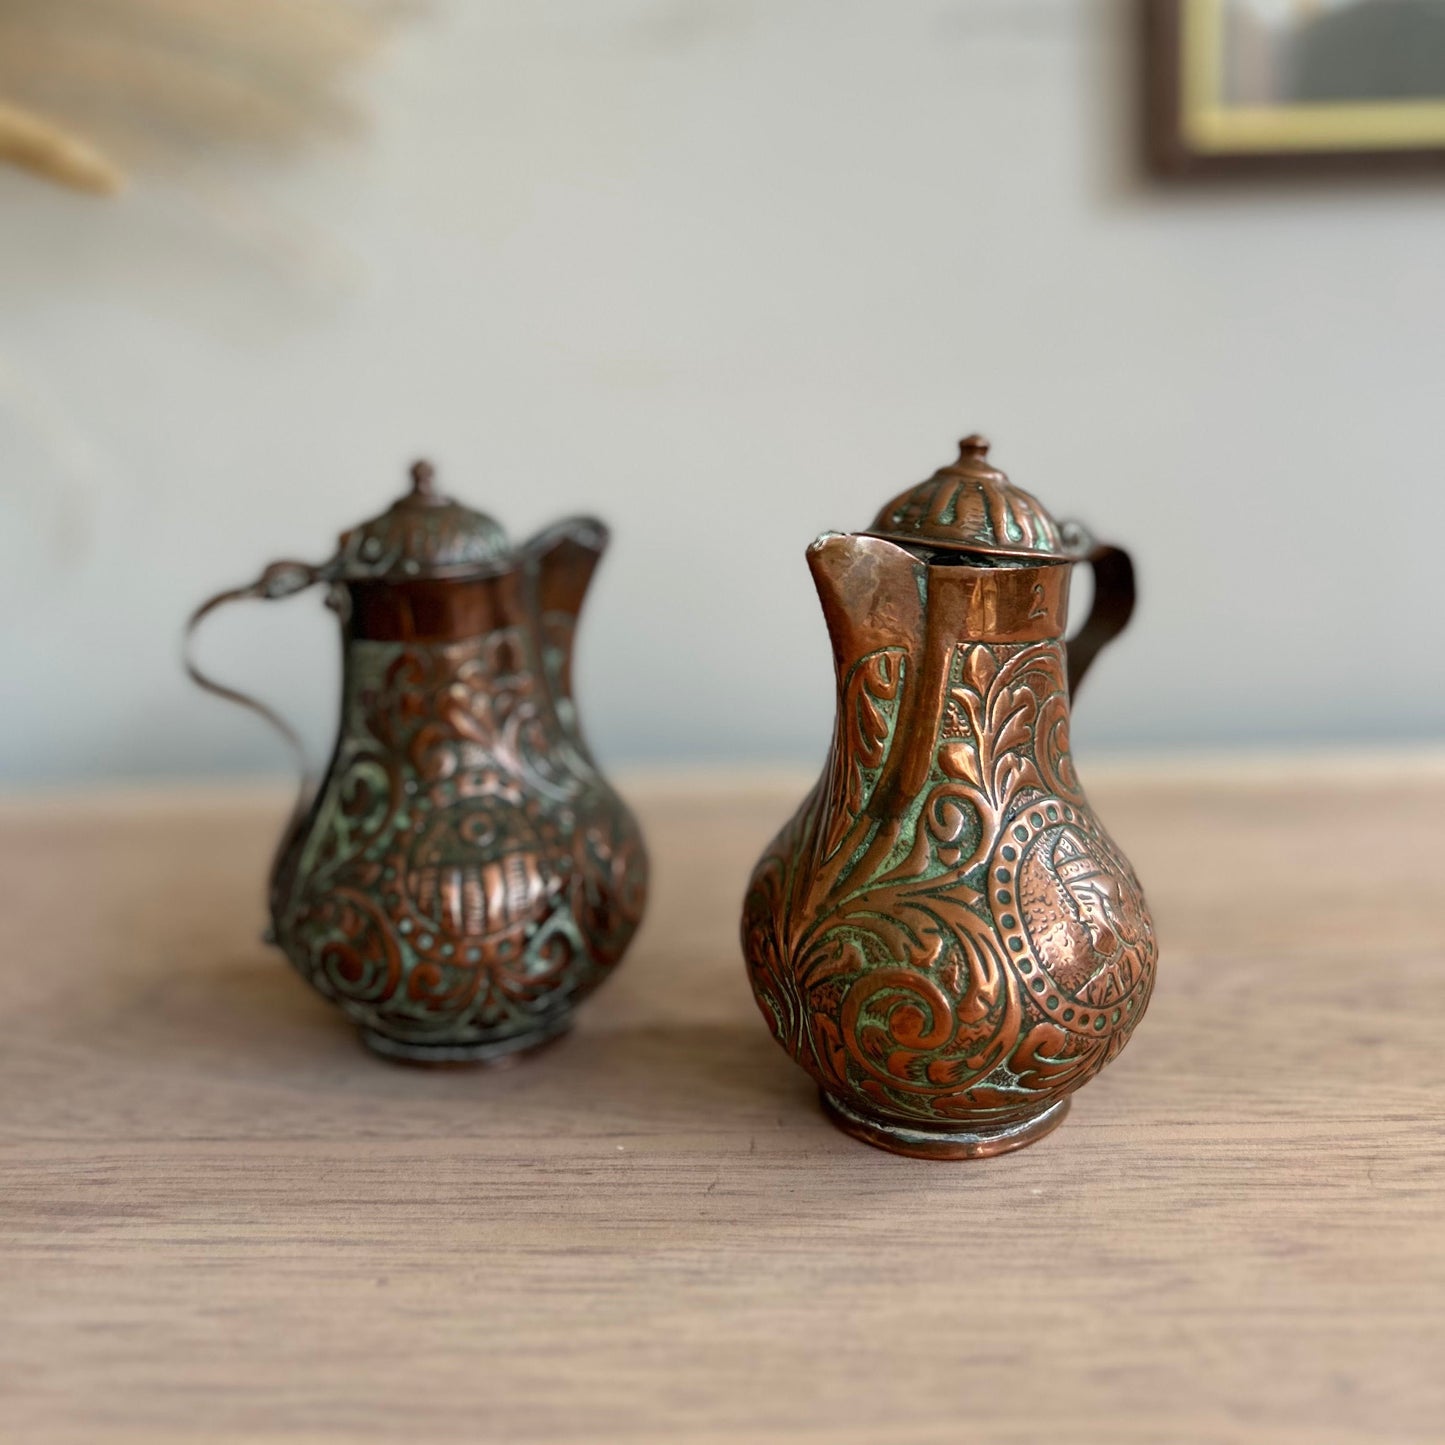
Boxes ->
[409,459,437,499]
[958,434,990,460]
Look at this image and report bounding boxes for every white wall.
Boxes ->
[2,0,1443,784]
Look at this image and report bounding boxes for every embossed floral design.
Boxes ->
[743,637,1156,1133]
[278,626,647,1054]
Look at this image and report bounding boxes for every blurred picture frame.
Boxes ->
[1144,0,1445,176]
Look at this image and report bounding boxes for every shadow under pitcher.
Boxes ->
[186,461,648,1064]
[741,436,1157,1158]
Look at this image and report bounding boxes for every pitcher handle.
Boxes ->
[1065,541,1136,697]
[183,560,328,806]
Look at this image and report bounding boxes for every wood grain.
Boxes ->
[2,760,1443,1445]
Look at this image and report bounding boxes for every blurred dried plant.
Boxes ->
[0,0,404,194]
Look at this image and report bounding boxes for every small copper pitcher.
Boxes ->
[187,461,648,1063]
[741,436,1156,1157]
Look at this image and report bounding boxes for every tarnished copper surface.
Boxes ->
[866,433,1074,560]
[188,461,647,1063]
[741,436,1156,1158]
[333,459,512,581]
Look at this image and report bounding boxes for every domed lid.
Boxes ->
[331,460,512,581]
[867,435,1080,562]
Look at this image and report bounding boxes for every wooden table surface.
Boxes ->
[3,760,1443,1445]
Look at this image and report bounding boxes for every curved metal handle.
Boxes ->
[1066,542,1136,697]
[183,560,326,802]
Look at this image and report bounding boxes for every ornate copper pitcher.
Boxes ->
[741,436,1155,1157]
[187,461,648,1063]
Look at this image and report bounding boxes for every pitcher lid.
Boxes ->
[332,460,513,581]
[866,435,1080,562]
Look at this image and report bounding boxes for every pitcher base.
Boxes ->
[359,1018,571,1067]
[820,1090,1070,1160]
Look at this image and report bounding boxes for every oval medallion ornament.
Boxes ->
[989,800,1154,1040]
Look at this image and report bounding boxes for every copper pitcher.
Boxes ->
[187,461,648,1063]
[741,436,1156,1158]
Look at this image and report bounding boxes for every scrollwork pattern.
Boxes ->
[742,638,1155,1132]
[276,627,647,1055]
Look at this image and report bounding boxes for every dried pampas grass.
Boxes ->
[0,0,404,194]
[0,98,124,193]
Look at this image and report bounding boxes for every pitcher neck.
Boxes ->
[810,535,1076,813]
[808,532,1072,678]
[342,569,528,646]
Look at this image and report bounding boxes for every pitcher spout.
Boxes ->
[806,531,926,677]
[524,516,608,745]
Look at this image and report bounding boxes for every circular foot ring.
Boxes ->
[820,1090,1070,1160]
[360,1017,571,1067]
